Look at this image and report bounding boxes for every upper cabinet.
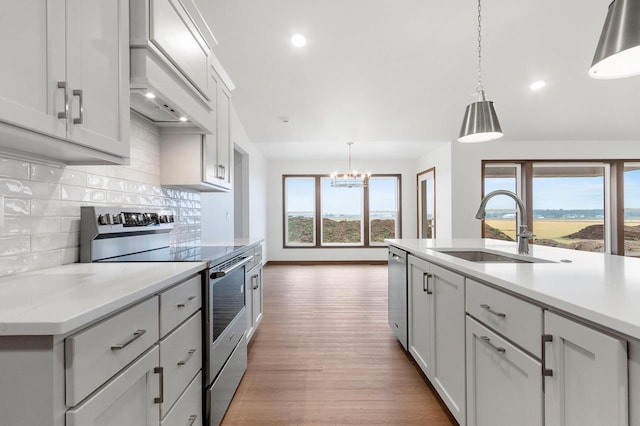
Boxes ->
[0,0,130,165]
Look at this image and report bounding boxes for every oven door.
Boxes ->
[205,256,251,385]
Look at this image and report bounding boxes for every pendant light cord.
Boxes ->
[476,0,483,94]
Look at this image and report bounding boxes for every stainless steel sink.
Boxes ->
[434,249,552,264]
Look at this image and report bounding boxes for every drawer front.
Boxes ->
[160,311,202,417]
[160,274,202,337]
[66,297,159,406]
[208,336,247,426]
[161,373,203,426]
[466,279,543,357]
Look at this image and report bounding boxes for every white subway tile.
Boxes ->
[4,198,29,216]
[0,158,30,179]
[61,185,106,202]
[60,246,79,264]
[31,199,82,217]
[0,236,30,255]
[0,178,60,199]
[31,232,78,252]
[0,251,61,277]
[0,217,59,236]
[60,218,80,233]
[30,165,88,186]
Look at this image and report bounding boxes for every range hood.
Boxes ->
[130,89,189,124]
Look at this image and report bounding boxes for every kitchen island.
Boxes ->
[387,238,639,426]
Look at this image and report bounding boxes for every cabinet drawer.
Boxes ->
[161,373,203,426]
[160,311,202,417]
[466,279,542,357]
[66,297,159,406]
[160,274,202,337]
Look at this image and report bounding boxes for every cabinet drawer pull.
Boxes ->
[252,274,259,290]
[187,414,198,426]
[177,296,197,308]
[177,349,197,366]
[110,329,146,350]
[480,304,506,318]
[72,89,83,124]
[480,336,506,353]
[542,334,553,377]
[154,366,164,403]
[423,273,433,294]
[57,81,68,119]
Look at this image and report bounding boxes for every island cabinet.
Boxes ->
[0,0,130,165]
[0,272,204,426]
[407,255,465,425]
[544,311,628,426]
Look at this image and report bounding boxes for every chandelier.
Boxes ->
[330,142,371,188]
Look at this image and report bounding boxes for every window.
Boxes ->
[624,163,640,256]
[483,161,614,254]
[283,175,401,248]
[284,177,315,246]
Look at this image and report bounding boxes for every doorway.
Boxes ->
[417,168,435,238]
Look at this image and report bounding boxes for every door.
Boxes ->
[66,0,129,157]
[430,262,465,425]
[408,255,432,374]
[466,317,542,426]
[417,168,435,238]
[0,1,67,139]
[66,346,161,426]
[544,311,628,426]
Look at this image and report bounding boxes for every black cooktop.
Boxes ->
[97,245,247,264]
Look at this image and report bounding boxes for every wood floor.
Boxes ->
[222,264,456,425]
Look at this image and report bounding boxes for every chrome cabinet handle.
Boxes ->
[252,274,259,290]
[177,349,196,366]
[177,295,197,308]
[110,329,146,350]
[480,336,506,353]
[423,273,433,294]
[542,334,553,377]
[154,366,164,403]
[187,414,198,426]
[72,89,83,124]
[57,82,68,119]
[480,304,506,318]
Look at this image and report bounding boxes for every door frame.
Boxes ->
[416,167,436,238]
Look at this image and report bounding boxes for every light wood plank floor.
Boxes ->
[222,264,456,425]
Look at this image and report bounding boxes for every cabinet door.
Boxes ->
[244,270,254,338]
[202,134,218,185]
[0,1,66,139]
[544,311,628,426]
[252,266,263,328]
[216,84,232,189]
[65,0,129,157]
[408,255,432,374]
[430,263,466,426]
[66,346,161,426]
[466,316,542,426]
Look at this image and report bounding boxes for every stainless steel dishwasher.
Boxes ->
[388,246,408,349]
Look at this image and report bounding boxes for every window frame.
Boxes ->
[283,176,317,247]
[282,174,402,248]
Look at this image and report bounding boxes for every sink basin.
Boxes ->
[434,249,552,264]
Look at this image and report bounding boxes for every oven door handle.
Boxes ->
[210,255,254,279]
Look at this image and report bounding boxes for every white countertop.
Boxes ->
[0,262,207,336]
[386,238,640,341]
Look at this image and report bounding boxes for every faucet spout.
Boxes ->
[475,190,534,254]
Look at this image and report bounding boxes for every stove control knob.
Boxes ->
[168,215,175,223]
[112,214,123,225]
[97,214,111,225]
[159,215,168,223]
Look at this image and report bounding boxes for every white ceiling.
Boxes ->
[195,0,640,160]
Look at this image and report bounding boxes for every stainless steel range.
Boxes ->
[80,206,251,426]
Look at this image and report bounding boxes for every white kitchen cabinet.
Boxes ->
[66,346,161,426]
[0,0,130,164]
[407,255,465,425]
[245,264,263,342]
[466,316,542,426]
[204,67,233,191]
[544,311,628,426]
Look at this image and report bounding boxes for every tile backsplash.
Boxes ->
[0,116,201,277]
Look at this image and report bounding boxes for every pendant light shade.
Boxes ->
[590,0,640,79]
[458,90,503,143]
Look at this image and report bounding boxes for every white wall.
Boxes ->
[266,158,416,262]
[415,142,453,239]
[448,139,640,238]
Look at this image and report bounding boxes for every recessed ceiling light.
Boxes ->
[145,92,156,99]
[290,34,307,48]
[179,116,188,122]
[529,80,546,91]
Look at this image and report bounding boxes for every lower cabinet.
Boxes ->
[466,316,542,426]
[544,311,628,426]
[66,346,161,426]
[161,373,203,426]
[407,255,465,425]
[245,263,263,342]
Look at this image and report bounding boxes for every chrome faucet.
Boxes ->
[475,190,535,255]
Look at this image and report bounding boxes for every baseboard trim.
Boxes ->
[266,260,387,266]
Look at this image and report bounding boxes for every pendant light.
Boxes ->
[589,0,640,79]
[330,142,371,188]
[458,0,503,143]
